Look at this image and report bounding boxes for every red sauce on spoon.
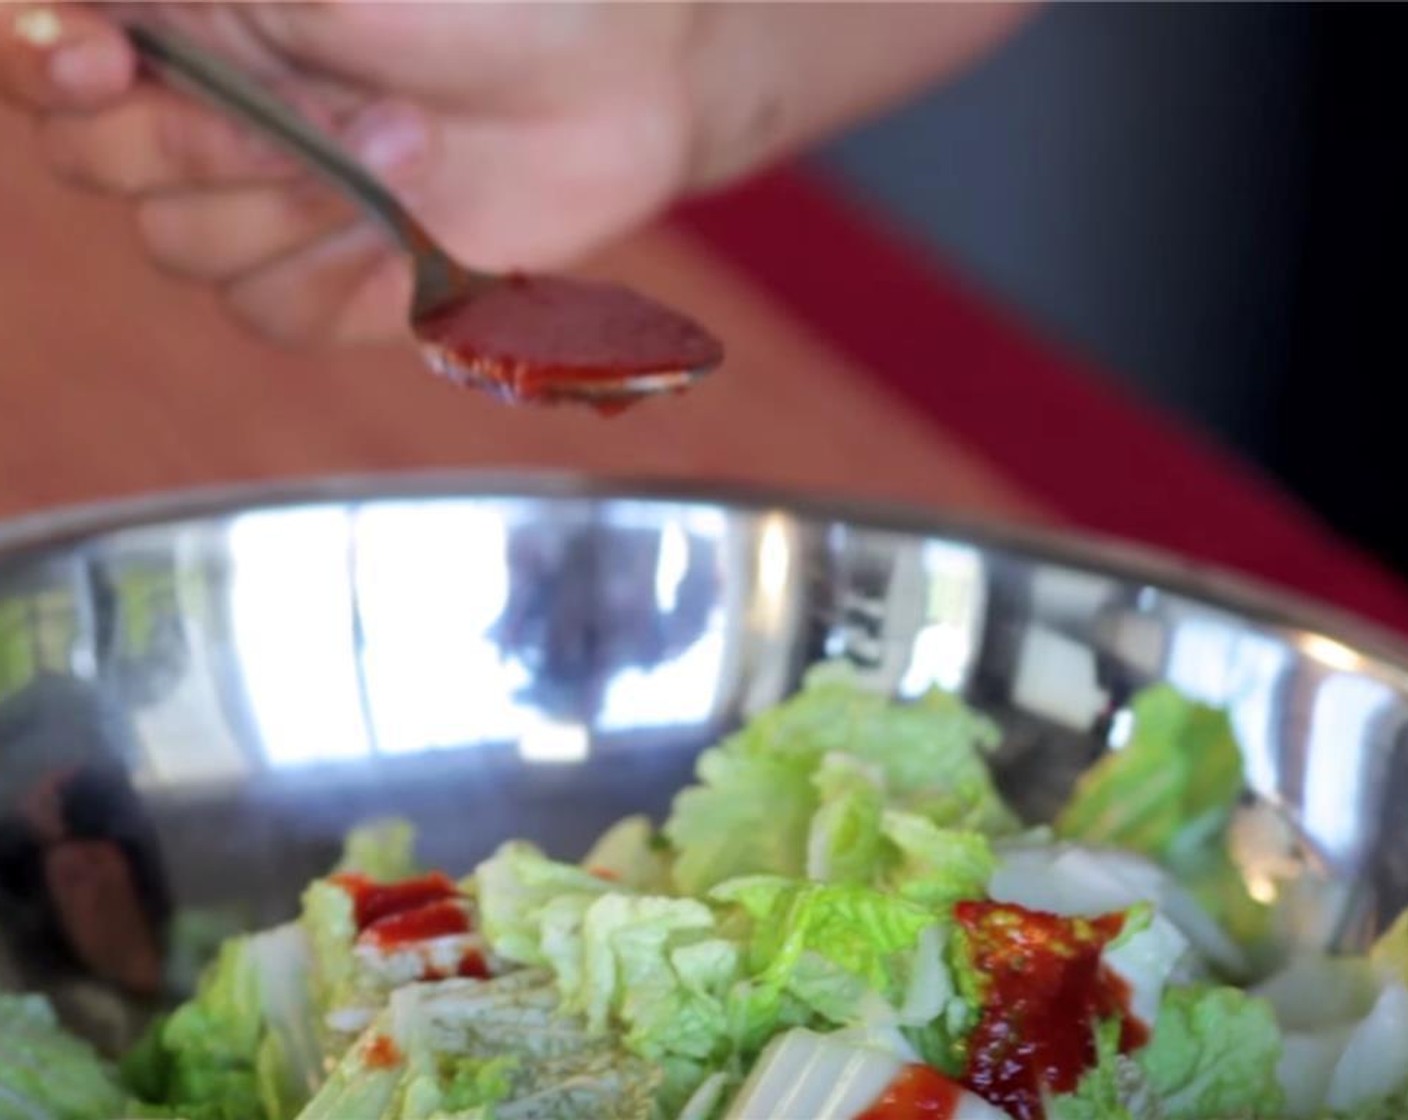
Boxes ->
[415,274,724,412]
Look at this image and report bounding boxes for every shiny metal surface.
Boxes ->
[3,473,1407,1047]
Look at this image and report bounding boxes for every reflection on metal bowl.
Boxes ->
[1,473,1406,1048]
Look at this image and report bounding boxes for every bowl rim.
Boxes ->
[3,468,1407,681]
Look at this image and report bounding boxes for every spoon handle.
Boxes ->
[126,24,436,260]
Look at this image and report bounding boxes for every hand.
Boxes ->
[2,2,704,344]
[1,2,1030,348]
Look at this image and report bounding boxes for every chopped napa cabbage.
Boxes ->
[879,811,994,910]
[1322,981,1408,1114]
[123,937,266,1120]
[1253,936,1408,1118]
[391,971,564,1056]
[299,878,361,1036]
[334,818,418,882]
[571,893,735,1061]
[1135,986,1285,1119]
[19,675,1408,1120]
[721,1028,903,1120]
[1252,953,1379,1032]
[308,821,494,1044]
[1265,981,1408,1119]
[722,1027,1006,1120]
[805,753,997,905]
[1317,1087,1408,1120]
[665,747,816,897]
[1172,843,1273,958]
[397,1054,517,1118]
[476,851,963,1108]
[678,1071,732,1120]
[473,841,616,969]
[1054,686,1269,949]
[988,843,1243,978]
[1102,905,1191,1030]
[805,754,889,886]
[294,1013,403,1120]
[1046,1018,1151,1120]
[579,815,671,893]
[712,877,944,1030]
[473,846,746,1103]
[295,974,660,1120]
[1279,1029,1354,1120]
[121,925,322,1120]
[1051,986,1286,1120]
[252,926,324,1119]
[664,666,1017,896]
[1056,687,1243,854]
[0,993,127,1120]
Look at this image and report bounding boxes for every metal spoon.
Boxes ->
[126,24,723,409]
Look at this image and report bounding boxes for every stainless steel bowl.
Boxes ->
[3,473,1407,1048]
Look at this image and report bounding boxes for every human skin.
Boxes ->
[0,2,1034,346]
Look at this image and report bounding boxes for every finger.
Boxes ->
[136,181,358,282]
[39,90,428,197]
[1,4,135,110]
[105,1,369,113]
[131,97,430,283]
[221,222,405,346]
[328,254,414,345]
[39,86,297,195]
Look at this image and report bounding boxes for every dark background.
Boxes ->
[817,4,1408,573]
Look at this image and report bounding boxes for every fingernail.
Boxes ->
[348,104,429,177]
[49,37,127,97]
[12,6,64,48]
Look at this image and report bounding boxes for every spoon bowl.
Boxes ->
[414,272,721,410]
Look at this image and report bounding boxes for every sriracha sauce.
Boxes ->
[856,1064,963,1120]
[953,901,1148,1120]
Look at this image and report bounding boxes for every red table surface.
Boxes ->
[677,168,1408,637]
[2,102,1406,638]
